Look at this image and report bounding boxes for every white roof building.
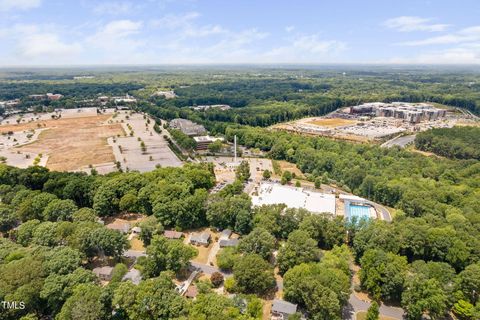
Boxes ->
[251,183,336,215]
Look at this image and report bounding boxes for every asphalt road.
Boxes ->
[381,134,416,148]
[343,293,405,319]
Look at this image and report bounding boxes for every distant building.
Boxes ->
[93,266,114,281]
[271,299,297,320]
[113,94,137,104]
[97,96,110,105]
[190,232,211,246]
[46,93,63,101]
[350,102,446,123]
[28,94,47,100]
[164,230,183,239]
[0,99,20,109]
[152,90,176,99]
[169,118,206,136]
[73,76,95,80]
[190,104,231,111]
[193,136,223,150]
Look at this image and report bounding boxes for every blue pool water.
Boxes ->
[347,204,371,220]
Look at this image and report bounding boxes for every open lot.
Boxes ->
[0,108,182,173]
[307,117,358,127]
[108,111,182,172]
[0,113,124,171]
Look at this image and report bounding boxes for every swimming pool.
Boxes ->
[346,203,371,220]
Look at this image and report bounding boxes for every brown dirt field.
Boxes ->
[276,160,305,179]
[8,115,125,171]
[307,118,357,128]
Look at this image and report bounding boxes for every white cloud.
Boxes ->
[150,12,199,29]
[88,19,142,46]
[0,0,41,11]
[0,24,82,64]
[18,32,82,58]
[292,35,346,54]
[86,20,144,63]
[390,47,480,64]
[92,1,135,15]
[399,25,480,46]
[151,12,226,38]
[384,16,449,32]
[285,25,295,33]
[262,34,346,63]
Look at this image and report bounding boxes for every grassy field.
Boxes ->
[307,118,358,128]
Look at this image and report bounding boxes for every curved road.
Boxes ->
[343,294,404,319]
[381,134,416,149]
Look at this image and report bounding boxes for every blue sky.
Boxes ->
[0,0,479,65]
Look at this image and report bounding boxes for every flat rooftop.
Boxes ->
[251,182,336,215]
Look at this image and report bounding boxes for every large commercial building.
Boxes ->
[193,136,223,150]
[251,183,336,215]
[169,118,207,136]
[350,102,447,123]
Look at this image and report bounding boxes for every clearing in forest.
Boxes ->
[6,115,125,171]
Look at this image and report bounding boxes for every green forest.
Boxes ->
[415,126,480,160]
[0,67,480,320]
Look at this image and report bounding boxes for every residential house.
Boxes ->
[190,232,210,246]
[93,266,114,281]
[271,299,297,320]
[219,238,239,248]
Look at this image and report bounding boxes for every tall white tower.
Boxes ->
[233,135,237,163]
[234,135,237,163]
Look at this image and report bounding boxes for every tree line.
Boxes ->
[415,126,480,160]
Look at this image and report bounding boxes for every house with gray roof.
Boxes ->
[271,299,297,320]
[164,230,183,239]
[190,232,210,246]
[219,238,239,248]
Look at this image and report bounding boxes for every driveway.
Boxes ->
[190,261,232,278]
[343,293,405,319]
